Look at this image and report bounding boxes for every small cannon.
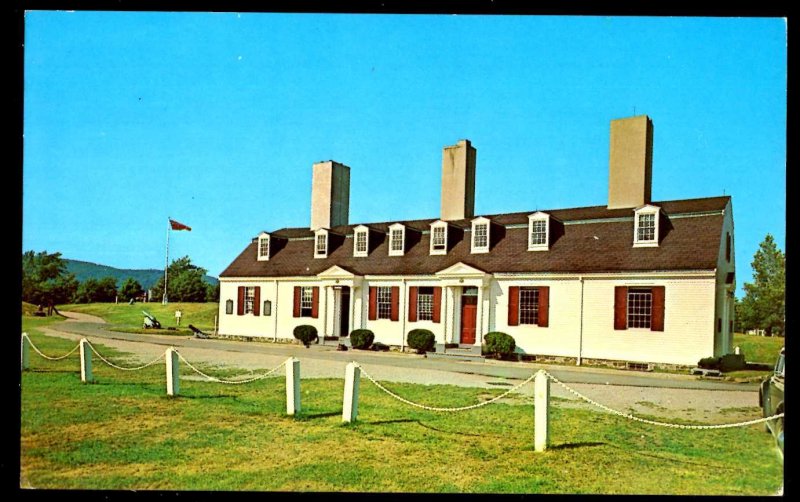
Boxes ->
[142,310,162,329]
[188,324,210,339]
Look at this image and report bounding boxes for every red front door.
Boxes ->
[460,295,478,344]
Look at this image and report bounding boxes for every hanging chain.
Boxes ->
[175,350,286,384]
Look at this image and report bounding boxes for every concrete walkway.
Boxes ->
[33,311,763,423]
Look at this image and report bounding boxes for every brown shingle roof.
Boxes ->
[220,196,729,278]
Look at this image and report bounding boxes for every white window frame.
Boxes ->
[633,205,660,248]
[429,221,448,255]
[257,232,270,261]
[300,286,314,317]
[377,286,393,319]
[471,217,490,254]
[417,286,434,321]
[353,225,369,258]
[244,286,255,315]
[527,212,550,251]
[315,229,328,258]
[389,223,405,256]
[627,287,653,329]
[518,286,540,325]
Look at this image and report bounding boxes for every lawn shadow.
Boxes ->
[362,418,418,426]
[299,411,342,420]
[604,442,738,470]
[549,441,606,450]
[178,393,239,400]
[25,368,77,374]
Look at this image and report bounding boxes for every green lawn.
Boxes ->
[20,315,783,494]
[58,302,219,333]
[732,333,784,365]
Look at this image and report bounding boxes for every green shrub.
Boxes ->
[483,331,516,359]
[350,329,375,350]
[720,353,746,372]
[293,325,318,347]
[407,329,436,353]
[697,356,721,369]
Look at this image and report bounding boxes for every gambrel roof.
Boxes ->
[220,196,730,278]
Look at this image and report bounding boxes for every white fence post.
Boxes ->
[166,347,180,396]
[21,333,30,371]
[79,339,93,383]
[286,357,301,415]
[534,370,550,452]
[342,362,361,423]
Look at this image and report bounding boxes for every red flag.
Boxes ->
[169,219,191,231]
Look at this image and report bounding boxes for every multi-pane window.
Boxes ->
[627,288,653,328]
[390,229,404,252]
[355,231,367,255]
[432,226,446,251]
[244,286,255,314]
[377,286,392,319]
[530,220,547,246]
[417,287,434,321]
[637,213,656,242]
[519,287,540,325]
[315,233,327,256]
[301,286,314,317]
[473,223,488,249]
[258,236,270,259]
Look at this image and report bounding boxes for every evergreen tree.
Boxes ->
[739,234,785,336]
[119,277,145,301]
[152,256,212,302]
[22,250,79,307]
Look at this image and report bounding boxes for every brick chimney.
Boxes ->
[440,139,477,221]
[607,115,653,209]
[310,160,350,230]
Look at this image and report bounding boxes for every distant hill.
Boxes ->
[64,259,219,289]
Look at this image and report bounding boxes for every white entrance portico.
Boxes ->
[435,262,492,349]
[317,265,363,339]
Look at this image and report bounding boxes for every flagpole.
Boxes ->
[163,218,170,305]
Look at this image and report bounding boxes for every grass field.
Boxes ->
[20,315,783,494]
[733,333,784,364]
[58,302,219,334]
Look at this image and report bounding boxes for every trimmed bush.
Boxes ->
[350,329,375,350]
[697,356,721,369]
[483,331,516,359]
[720,353,746,372]
[407,329,436,354]
[293,325,318,347]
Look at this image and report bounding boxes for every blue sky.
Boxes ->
[23,13,786,297]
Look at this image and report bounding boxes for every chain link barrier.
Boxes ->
[23,334,80,361]
[175,350,286,385]
[358,363,537,412]
[86,341,165,372]
[542,370,784,430]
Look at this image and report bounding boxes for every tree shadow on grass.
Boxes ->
[297,411,342,420]
[549,441,606,450]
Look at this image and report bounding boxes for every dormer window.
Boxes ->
[633,205,660,247]
[527,212,550,251]
[257,232,270,261]
[471,217,490,254]
[315,229,328,258]
[430,221,448,255]
[353,225,369,258]
[389,223,405,256]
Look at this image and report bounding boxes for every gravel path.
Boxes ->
[34,312,762,424]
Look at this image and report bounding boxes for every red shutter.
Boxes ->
[508,286,519,326]
[408,287,418,322]
[614,286,628,330]
[237,286,245,316]
[651,286,665,331]
[538,286,549,327]
[368,287,377,321]
[432,287,442,324]
[311,287,319,319]
[390,286,399,321]
[253,287,261,316]
[293,286,301,318]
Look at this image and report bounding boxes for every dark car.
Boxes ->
[759,346,784,451]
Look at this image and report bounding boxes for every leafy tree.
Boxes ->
[151,256,212,302]
[74,276,118,303]
[739,234,785,336]
[22,250,79,307]
[206,282,220,302]
[119,277,145,301]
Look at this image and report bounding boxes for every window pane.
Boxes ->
[432,226,446,250]
[519,287,539,324]
[530,220,547,246]
[391,229,403,251]
[474,223,487,248]
[637,214,656,242]
[627,288,652,328]
[418,286,434,321]
[244,287,255,314]
[356,231,367,253]
[301,286,313,317]
[259,237,269,257]
[316,234,327,254]
[377,286,392,319]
